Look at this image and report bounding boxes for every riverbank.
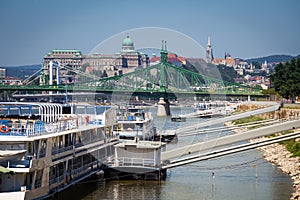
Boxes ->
[252,136,300,200]
[225,106,300,199]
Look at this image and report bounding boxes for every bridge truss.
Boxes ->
[81,41,261,96]
[0,41,262,97]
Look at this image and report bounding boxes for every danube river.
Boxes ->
[64,106,293,200]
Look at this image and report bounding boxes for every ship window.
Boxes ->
[27,142,33,155]
[123,124,135,130]
[34,169,43,188]
[62,106,71,114]
[136,123,143,128]
[39,139,47,158]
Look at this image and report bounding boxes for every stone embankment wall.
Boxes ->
[259,109,300,120]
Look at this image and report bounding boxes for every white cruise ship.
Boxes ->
[0,102,118,199]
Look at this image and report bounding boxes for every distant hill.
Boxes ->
[245,54,299,64]
[1,64,41,79]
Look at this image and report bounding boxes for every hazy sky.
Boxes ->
[0,0,299,66]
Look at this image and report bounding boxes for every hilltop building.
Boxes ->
[0,68,6,79]
[83,36,149,76]
[212,52,235,67]
[0,68,23,86]
[42,36,150,82]
[43,49,83,70]
[224,52,235,67]
[150,53,186,67]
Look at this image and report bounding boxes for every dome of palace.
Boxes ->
[122,36,134,47]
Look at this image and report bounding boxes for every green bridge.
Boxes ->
[0,41,264,101]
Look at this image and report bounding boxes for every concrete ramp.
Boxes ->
[162,118,300,161]
[175,103,280,133]
[163,131,300,169]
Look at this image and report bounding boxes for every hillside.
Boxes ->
[1,64,40,79]
[245,54,299,64]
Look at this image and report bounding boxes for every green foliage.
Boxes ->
[232,115,264,125]
[280,139,300,157]
[251,61,261,69]
[246,55,294,64]
[262,88,277,95]
[216,64,239,82]
[270,58,300,100]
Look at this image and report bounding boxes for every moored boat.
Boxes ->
[104,140,167,180]
[171,115,186,122]
[113,106,157,141]
[0,102,118,199]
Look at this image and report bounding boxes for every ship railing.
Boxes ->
[105,156,156,168]
[1,117,105,137]
[52,145,73,155]
[72,160,98,178]
[117,116,144,122]
[49,174,65,187]
[49,160,98,187]
[23,120,83,137]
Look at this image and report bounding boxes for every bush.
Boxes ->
[280,139,300,157]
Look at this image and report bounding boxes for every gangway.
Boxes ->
[178,118,280,137]
[162,118,300,161]
[175,103,280,134]
[163,131,300,169]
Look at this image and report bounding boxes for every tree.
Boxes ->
[270,58,300,101]
[216,64,239,82]
[251,61,261,69]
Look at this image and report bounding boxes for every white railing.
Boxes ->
[106,156,156,168]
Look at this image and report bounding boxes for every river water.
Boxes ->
[78,106,293,200]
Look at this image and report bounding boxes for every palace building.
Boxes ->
[43,36,149,80]
[83,36,149,76]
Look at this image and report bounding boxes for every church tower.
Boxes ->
[206,36,214,63]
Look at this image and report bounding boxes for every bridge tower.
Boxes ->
[157,40,171,116]
[159,40,168,92]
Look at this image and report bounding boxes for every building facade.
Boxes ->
[43,49,83,70]
[82,36,149,76]
[42,36,149,82]
[42,50,83,85]
[0,68,6,79]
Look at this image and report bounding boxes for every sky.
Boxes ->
[0,0,300,66]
